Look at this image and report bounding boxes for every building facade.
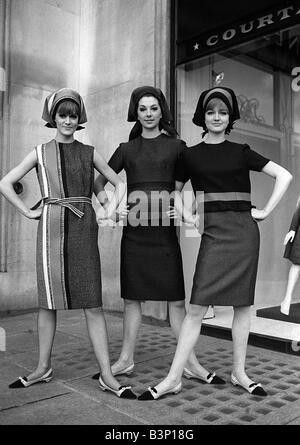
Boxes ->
[0,0,300,328]
[0,0,170,321]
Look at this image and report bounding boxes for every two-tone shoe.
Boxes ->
[98,376,137,399]
[138,381,182,401]
[92,363,135,380]
[9,368,53,388]
[183,368,226,384]
[231,374,267,396]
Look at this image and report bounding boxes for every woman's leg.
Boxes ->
[232,305,254,387]
[168,300,210,378]
[111,299,142,374]
[153,304,208,394]
[280,264,300,315]
[84,307,121,389]
[27,308,57,381]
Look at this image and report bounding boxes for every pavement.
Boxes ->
[0,309,300,426]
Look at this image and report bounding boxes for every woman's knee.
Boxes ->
[168,300,185,310]
[38,308,57,323]
[186,304,207,321]
[84,306,103,317]
[233,305,251,315]
[124,299,141,308]
[291,263,300,272]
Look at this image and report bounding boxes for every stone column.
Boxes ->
[154,0,171,97]
[0,0,10,273]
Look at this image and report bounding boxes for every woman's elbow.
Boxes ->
[284,170,293,184]
[276,166,293,184]
[0,178,6,193]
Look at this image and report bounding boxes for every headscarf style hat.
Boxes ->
[127,86,173,123]
[192,86,240,128]
[42,88,87,130]
[127,86,177,140]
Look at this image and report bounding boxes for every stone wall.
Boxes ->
[0,0,171,321]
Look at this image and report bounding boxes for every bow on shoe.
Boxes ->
[9,369,53,388]
[98,376,137,399]
[138,382,182,401]
[231,374,267,396]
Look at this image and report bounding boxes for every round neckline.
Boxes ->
[202,140,227,146]
[140,133,163,141]
[56,139,76,145]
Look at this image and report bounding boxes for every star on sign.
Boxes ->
[194,43,199,51]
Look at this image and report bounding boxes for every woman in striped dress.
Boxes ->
[0,88,136,399]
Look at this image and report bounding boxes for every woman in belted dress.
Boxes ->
[93,86,225,385]
[138,86,292,400]
[0,88,136,399]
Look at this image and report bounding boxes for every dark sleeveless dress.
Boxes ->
[108,134,186,301]
[284,205,300,264]
[35,139,102,310]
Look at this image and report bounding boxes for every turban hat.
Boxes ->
[42,88,87,130]
[127,85,173,124]
[192,86,240,128]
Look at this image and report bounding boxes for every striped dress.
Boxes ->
[35,139,102,310]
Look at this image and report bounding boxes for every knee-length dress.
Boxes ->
[176,140,269,307]
[284,205,300,264]
[108,134,186,301]
[35,139,102,310]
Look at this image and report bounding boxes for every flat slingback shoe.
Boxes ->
[183,368,226,384]
[231,374,267,397]
[138,382,182,401]
[9,368,53,388]
[98,376,137,399]
[92,363,135,380]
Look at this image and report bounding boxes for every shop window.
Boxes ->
[176,24,300,142]
[177,55,274,143]
[293,88,300,134]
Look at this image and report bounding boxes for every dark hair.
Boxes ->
[129,94,177,141]
[201,97,233,138]
[53,100,80,119]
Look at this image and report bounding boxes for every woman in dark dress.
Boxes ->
[138,86,292,400]
[281,197,300,315]
[0,88,136,399]
[94,86,225,384]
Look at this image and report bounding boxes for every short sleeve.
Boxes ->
[108,143,124,174]
[243,144,270,171]
[175,141,190,183]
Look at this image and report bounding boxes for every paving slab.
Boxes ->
[0,312,37,333]
[286,417,300,425]
[0,391,142,425]
[5,330,86,356]
[0,361,70,411]
[0,310,299,425]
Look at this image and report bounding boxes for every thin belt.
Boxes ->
[44,197,92,218]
